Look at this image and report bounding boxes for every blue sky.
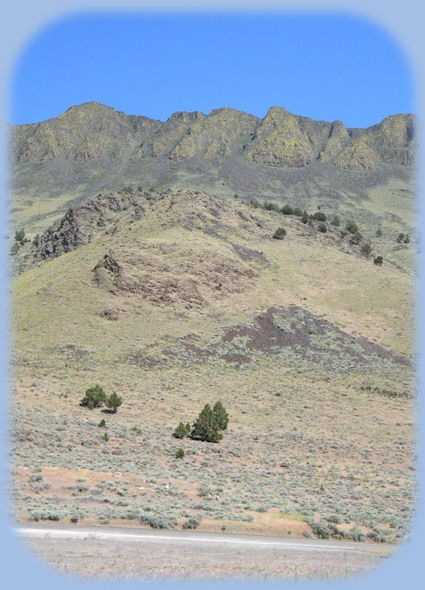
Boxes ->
[11,13,413,127]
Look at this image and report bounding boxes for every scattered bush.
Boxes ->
[175,448,185,459]
[345,220,359,234]
[183,516,202,529]
[102,432,109,442]
[350,231,363,244]
[293,207,303,216]
[15,229,27,245]
[301,211,309,224]
[374,256,383,266]
[98,419,106,428]
[273,227,287,240]
[310,521,331,539]
[396,232,405,243]
[376,227,383,237]
[263,201,280,212]
[313,211,327,222]
[346,527,366,542]
[361,242,372,257]
[139,513,176,529]
[30,509,68,522]
[331,215,340,227]
[318,223,327,233]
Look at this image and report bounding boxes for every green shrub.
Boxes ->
[331,215,340,227]
[281,204,294,215]
[313,211,326,222]
[175,448,185,459]
[293,207,303,216]
[351,231,362,244]
[249,199,261,208]
[361,242,372,257]
[80,385,107,409]
[376,227,383,237]
[264,201,280,212]
[345,220,359,234]
[374,256,383,266]
[396,232,405,243]
[102,432,109,442]
[318,223,327,233]
[15,229,26,244]
[98,419,106,428]
[173,422,190,439]
[301,211,309,224]
[273,227,287,240]
[404,234,410,244]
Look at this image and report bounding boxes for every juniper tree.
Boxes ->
[213,401,229,431]
[190,404,222,443]
[106,392,123,413]
[80,385,107,410]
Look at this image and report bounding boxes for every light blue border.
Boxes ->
[1,2,423,589]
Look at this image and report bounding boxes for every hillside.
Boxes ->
[9,104,416,553]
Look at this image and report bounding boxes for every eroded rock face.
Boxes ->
[32,191,139,261]
[92,244,257,308]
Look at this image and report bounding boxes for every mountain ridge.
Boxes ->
[10,102,416,170]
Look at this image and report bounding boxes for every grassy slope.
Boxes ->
[11,189,415,542]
